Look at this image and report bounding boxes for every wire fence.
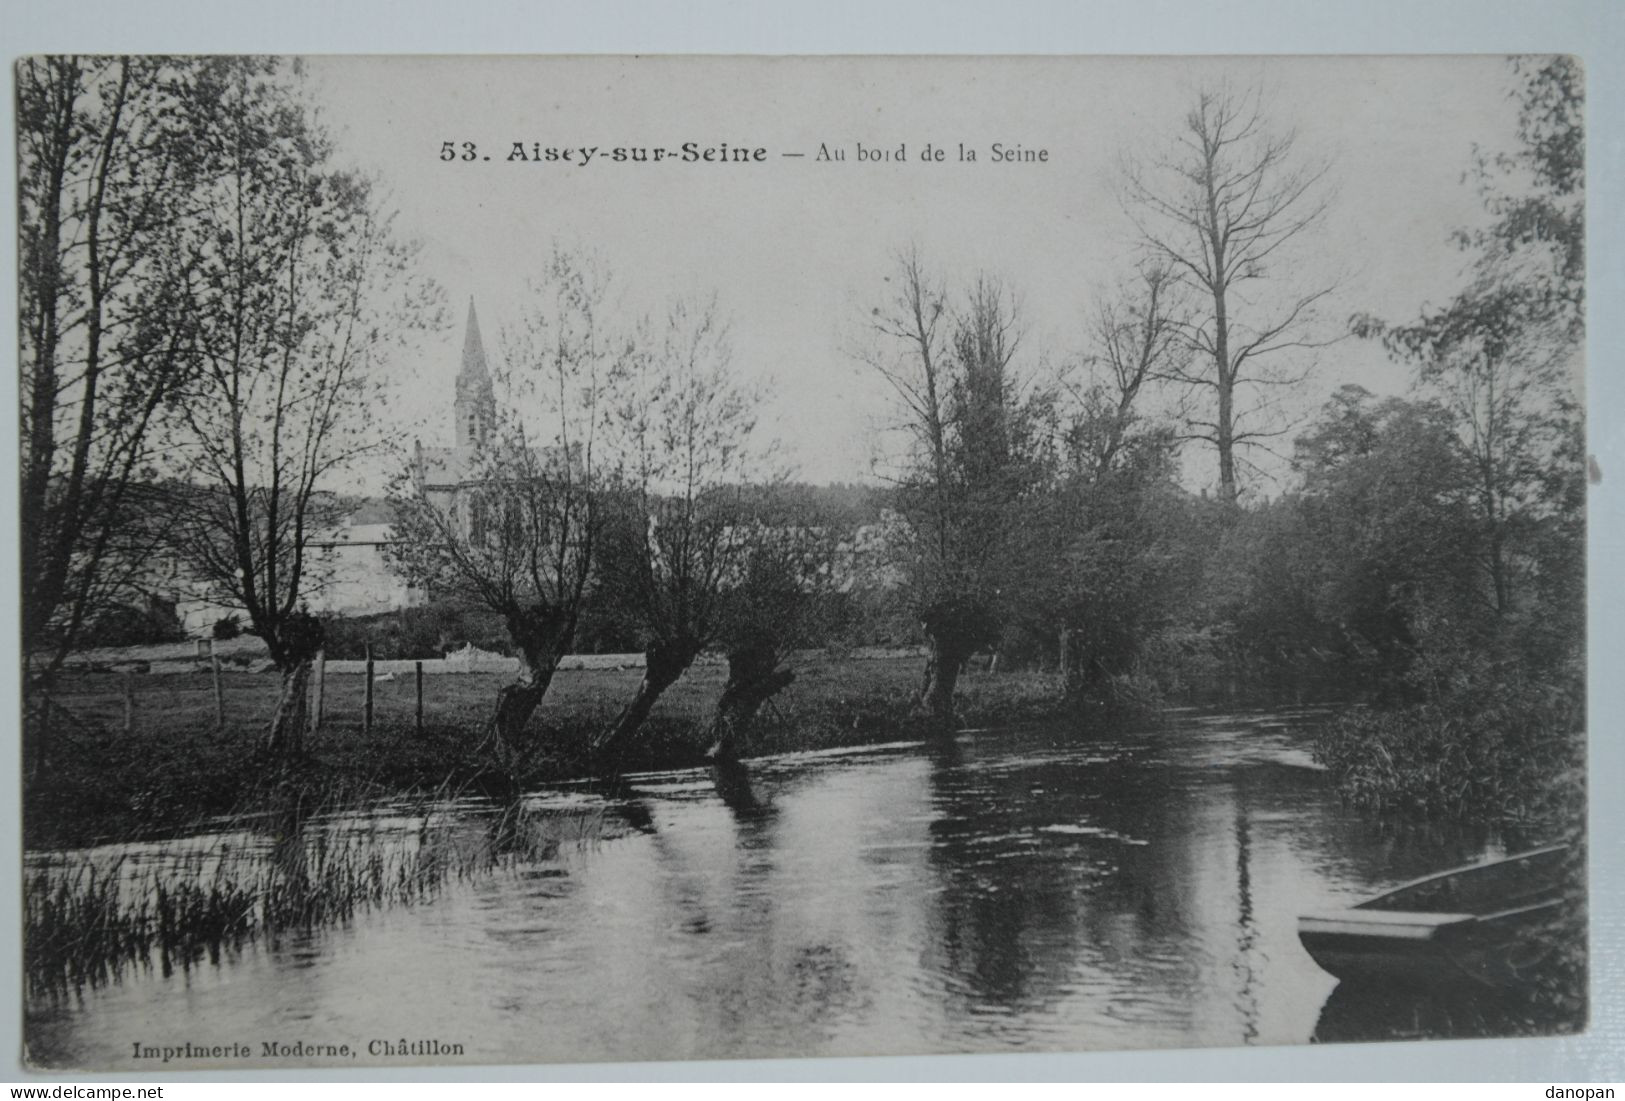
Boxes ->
[27,659,550,757]
[23,647,929,781]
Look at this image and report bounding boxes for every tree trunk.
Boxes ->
[1488,522,1510,615]
[1060,626,1085,701]
[265,660,312,756]
[486,602,577,761]
[917,639,968,730]
[593,637,702,759]
[490,675,551,750]
[262,612,326,758]
[1217,366,1237,502]
[915,597,994,732]
[708,646,796,765]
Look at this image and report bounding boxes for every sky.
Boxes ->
[303,55,1525,495]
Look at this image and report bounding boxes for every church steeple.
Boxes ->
[455,298,496,448]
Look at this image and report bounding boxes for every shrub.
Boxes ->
[1312,662,1583,828]
[86,602,187,648]
[320,601,513,660]
[211,614,242,641]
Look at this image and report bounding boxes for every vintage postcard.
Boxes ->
[16,54,1586,1071]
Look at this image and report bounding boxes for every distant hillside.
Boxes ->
[322,485,888,531]
[732,481,897,526]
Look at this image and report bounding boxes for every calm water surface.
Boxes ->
[26,708,1563,1069]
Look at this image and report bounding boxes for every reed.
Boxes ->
[24,790,606,998]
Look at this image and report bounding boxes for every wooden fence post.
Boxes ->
[310,648,326,740]
[415,661,424,737]
[212,656,225,731]
[364,644,374,736]
[123,674,136,735]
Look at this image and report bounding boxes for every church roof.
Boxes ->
[460,299,490,387]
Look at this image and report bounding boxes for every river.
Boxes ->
[24,707,1576,1070]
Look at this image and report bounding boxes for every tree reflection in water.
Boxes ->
[710,758,774,820]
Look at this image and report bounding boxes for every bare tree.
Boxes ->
[860,247,954,564]
[160,59,430,755]
[1067,263,1189,482]
[1122,81,1337,501]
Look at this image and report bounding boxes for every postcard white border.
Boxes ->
[3,0,1621,1083]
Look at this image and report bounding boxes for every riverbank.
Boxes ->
[24,655,1067,851]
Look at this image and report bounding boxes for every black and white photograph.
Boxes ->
[15,52,1591,1072]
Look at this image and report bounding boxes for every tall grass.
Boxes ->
[1311,678,1583,828]
[25,793,606,998]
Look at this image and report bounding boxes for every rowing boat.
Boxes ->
[1298,844,1571,989]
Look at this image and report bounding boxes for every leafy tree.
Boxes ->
[389,251,623,759]
[1292,386,1478,688]
[590,297,775,759]
[705,517,843,764]
[158,58,431,755]
[1122,82,1337,501]
[1048,474,1189,705]
[1194,494,1324,685]
[1353,56,1582,624]
[18,57,215,688]
[1035,263,1190,702]
[1462,56,1583,339]
[859,251,1052,727]
[1317,58,1585,862]
[1065,262,1188,482]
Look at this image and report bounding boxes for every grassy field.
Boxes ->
[25,655,1065,850]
